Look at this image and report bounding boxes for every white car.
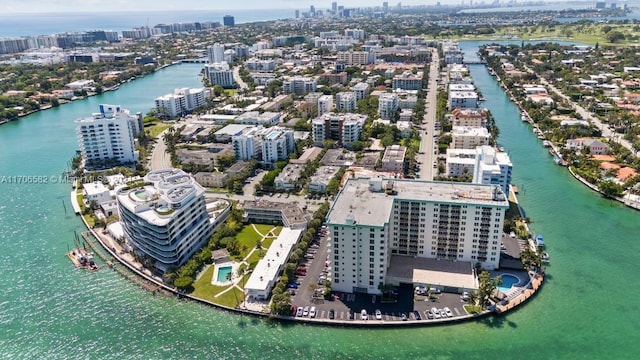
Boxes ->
[309,306,316,318]
[303,306,309,317]
[444,307,453,317]
[431,307,441,319]
[375,309,382,320]
[361,309,368,320]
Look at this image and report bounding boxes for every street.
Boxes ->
[149,129,172,170]
[416,48,441,181]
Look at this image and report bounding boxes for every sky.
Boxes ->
[0,0,571,14]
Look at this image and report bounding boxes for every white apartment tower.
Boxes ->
[451,126,491,150]
[327,178,509,295]
[283,77,317,95]
[336,92,357,112]
[205,62,235,88]
[378,93,399,120]
[317,95,334,116]
[76,104,140,168]
[117,169,213,273]
[207,43,225,63]
[472,145,513,195]
[154,88,207,117]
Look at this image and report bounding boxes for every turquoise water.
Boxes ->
[216,266,232,282]
[497,274,520,293]
[1,56,640,358]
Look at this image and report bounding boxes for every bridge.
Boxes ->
[463,60,486,65]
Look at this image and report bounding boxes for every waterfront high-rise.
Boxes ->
[327,178,508,294]
[75,104,141,169]
[117,169,213,274]
[154,88,207,118]
[207,43,225,64]
[204,62,235,88]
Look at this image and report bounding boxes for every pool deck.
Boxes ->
[495,271,544,314]
[211,262,237,286]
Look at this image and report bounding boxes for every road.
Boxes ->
[149,129,172,170]
[233,66,248,90]
[524,65,635,155]
[416,48,441,181]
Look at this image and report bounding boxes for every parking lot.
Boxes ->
[290,228,472,323]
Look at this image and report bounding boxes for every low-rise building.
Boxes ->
[449,108,488,127]
[380,145,406,173]
[194,172,228,188]
[317,95,334,116]
[283,76,317,95]
[445,148,477,178]
[242,200,308,229]
[235,111,281,125]
[155,88,207,118]
[392,71,423,91]
[448,91,478,109]
[312,113,366,148]
[451,126,490,150]
[565,138,611,155]
[274,164,303,191]
[83,181,111,204]
[244,228,303,301]
[335,92,357,112]
[352,82,370,101]
[213,124,254,143]
[378,93,399,120]
[308,166,341,193]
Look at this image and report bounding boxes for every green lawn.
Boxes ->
[463,305,483,314]
[190,265,246,308]
[145,123,171,138]
[262,237,276,249]
[236,226,263,254]
[246,249,266,270]
[253,224,280,236]
[271,227,282,236]
[224,89,238,97]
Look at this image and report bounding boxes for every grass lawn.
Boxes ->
[464,305,483,314]
[145,123,171,138]
[271,227,282,236]
[253,224,279,236]
[262,237,276,249]
[190,265,245,308]
[234,226,263,260]
[246,249,266,270]
[224,89,238,97]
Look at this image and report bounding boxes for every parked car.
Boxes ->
[290,305,297,316]
[461,291,470,301]
[444,307,453,317]
[413,311,422,320]
[328,309,335,319]
[287,282,298,289]
[431,307,441,319]
[309,306,316,318]
[296,307,304,317]
[401,313,408,321]
[375,309,382,320]
[361,309,368,320]
[426,309,434,319]
[303,306,309,317]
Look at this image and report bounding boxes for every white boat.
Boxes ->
[541,252,550,262]
[521,114,528,122]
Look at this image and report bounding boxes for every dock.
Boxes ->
[66,247,98,271]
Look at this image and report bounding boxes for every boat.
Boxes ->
[542,140,552,147]
[535,234,545,248]
[541,252,550,262]
[66,247,99,271]
[521,113,528,122]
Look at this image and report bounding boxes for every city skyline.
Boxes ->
[0,0,579,14]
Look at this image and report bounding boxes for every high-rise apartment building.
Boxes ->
[312,113,366,147]
[117,169,213,273]
[327,178,508,294]
[472,146,513,195]
[204,62,235,88]
[75,104,141,168]
[378,93,399,120]
[154,88,207,117]
[336,92,357,112]
[207,43,225,63]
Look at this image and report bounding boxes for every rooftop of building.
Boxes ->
[327,178,508,227]
[116,168,205,226]
[310,166,341,184]
[214,124,254,136]
[452,126,490,136]
[245,228,303,294]
[242,200,308,228]
[382,145,406,163]
[449,91,478,99]
[386,256,478,290]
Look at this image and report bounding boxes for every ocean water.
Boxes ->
[0,9,295,38]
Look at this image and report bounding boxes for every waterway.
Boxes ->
[0,56,639,358]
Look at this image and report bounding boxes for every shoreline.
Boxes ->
[0,62,180,126]
[481,58,640,213]
[72,185,544,328]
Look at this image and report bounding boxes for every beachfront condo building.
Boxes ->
[116,169,213,274]
[327,178,508,295]
[75,104,141,168]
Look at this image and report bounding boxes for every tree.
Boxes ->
[599,180,624,198]
[477,271,501,310]
[606,31,625,43]
[174,276,194,291]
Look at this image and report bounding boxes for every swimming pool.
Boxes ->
[217,266,232,283]
[497,274,520,293]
